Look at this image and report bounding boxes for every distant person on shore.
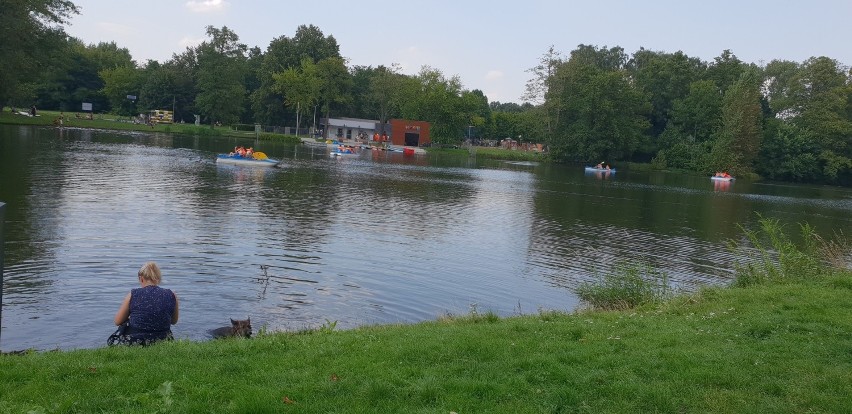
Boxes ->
[111,262,179,346]
[30,105,37,116]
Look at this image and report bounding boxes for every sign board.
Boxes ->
[127,95,137,101]
[82,102,93,111]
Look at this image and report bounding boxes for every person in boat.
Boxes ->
[605,164,611,171]
[236,146,247,157]
[595,162,604,169]
[246,147,254,158]
[112,262,179,345]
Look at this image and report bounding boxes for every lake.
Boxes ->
[1,125,850,351]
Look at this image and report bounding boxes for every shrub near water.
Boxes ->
[730,214,850,287]
[576,261,673,310]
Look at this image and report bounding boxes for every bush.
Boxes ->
[576,262,672,310]
[729,214,847,287]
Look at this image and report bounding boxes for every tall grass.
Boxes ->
[576,261,672,310]
[729,214,849,287]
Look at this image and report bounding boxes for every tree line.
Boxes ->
[529,46,851,184]
[2,1,849,184]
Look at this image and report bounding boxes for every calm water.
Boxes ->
[1,125,850,350]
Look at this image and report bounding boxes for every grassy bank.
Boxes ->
[0,109,301,144]
[2,270,849,413]
[429,146,547,162]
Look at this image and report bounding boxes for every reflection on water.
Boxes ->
[1,126,850,350]
[713,179,731,192]
[584,169,615,180]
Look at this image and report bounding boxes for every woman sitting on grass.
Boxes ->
[112,262,179,345]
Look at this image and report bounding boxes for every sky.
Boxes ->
[64,0,852,104]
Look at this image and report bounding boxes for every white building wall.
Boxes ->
[321,117,389,141]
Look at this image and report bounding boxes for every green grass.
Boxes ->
[428,146,547,162]
[0,108,300,144]
[576,261,673,310]
[2,270,850,413]
[471,146,547,162]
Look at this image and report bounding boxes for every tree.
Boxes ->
[195,26,247,126]
[365,64,404,132]
[316,57,352,123]
[758,118,821,181]
[100,66,142,115]
[762,59,800,117]
[396,66,472,145]
[0,0,79,105]
[251,25,340,125]
[138,52,198,122]
[787,57,852,182]
[547,46,650,162]
[347,65,376,119]
[241,46,263,123]
[669,80,723,143]
[628,49,704,140]
[523,46,563,140]
[139,62,177,114]
[706,50,746,94]
[710,68,763,174]
[461,89,491,140]
[29,39,134,112]
[273,58,321,135]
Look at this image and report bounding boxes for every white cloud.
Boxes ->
[485,70,504,81]
[186,0,229,13]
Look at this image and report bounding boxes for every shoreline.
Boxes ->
[1,273,849,412]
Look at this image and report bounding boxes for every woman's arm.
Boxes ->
[171,292,180,324]
[114,292,131,325]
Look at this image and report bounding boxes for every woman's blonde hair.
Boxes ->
[138,262,162,284]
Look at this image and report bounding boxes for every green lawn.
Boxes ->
[0,108,301,143]
[2,272,849,413]
[428,146,547,162]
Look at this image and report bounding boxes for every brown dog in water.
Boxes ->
[209,318,252,338]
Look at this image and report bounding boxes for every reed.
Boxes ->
[576,261,673,310]
[728,214,844,287]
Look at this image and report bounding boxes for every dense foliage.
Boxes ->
[3,2,850,184]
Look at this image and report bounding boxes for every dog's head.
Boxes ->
[229,318,252,338]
